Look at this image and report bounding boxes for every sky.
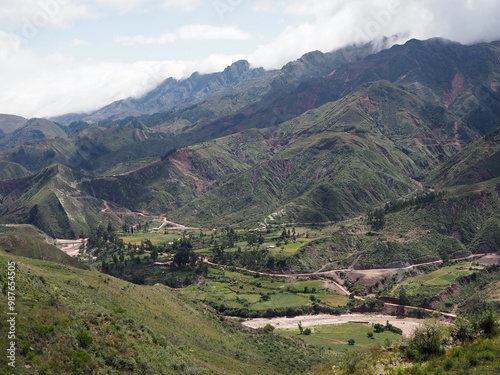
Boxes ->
[1,0,500,119]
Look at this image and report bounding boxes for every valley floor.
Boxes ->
[241,313,423,337]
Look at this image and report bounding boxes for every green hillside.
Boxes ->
[430,126,500,188]
[0,224,86,269]
[0,121,172,174]
[0,118,67,151]
[0,161,31,180]
[0,114,28,134]
[0,165,119,238]
[292,130,500,272]
[169,81,472,226]
[0,249,330,374]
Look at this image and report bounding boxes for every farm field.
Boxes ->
[276,322,404,352]
[180,266,350,316]
[393,263,481,295]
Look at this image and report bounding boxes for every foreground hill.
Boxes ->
[0,247,329,374]
[0,224,86,269]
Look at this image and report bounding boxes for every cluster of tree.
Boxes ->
[366,191,446,230]
[373,321,403,335]
[120,221,152,234]
[384,191,446,214]
[366,207,385,230]
[205,301,346,319]
[210,244,290,271]
[83,225,201,286]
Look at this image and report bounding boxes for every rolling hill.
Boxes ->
[0,114,28,134]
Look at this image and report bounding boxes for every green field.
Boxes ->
[119,231,181,245]
[277,323,401,352]
[181,266,349,316]
[397,263,480,292]
[389,262,483,309]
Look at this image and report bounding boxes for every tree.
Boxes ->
[367,331,374,339]
[263,324,275,333]
[298,321,304,334]
[347,339,355,345]
[173,242,195,267]
[451,318,475,343]
[398,286,409,306]
[477,310,499,338]
[405,320,449,360]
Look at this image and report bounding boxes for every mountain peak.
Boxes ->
[222,60,251,81]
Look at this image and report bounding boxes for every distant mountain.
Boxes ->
[0,113,28,134]
[80,80,473,227]
[206,38,500,139]
[0,120,171,173]
[52,60,271,124]
[51,43,377,124]
[2,38,500,235]
[0,118,67,151]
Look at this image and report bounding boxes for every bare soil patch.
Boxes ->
[242,313,422,338]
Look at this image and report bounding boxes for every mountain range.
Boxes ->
[0,37,499,239]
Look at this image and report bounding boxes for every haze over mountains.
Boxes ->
[0,37,499,239]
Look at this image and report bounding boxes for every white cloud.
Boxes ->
[0,0,90,29]
[116,33,177,45]
[161,0,202,12]
[117,25,251,46]
[0,31,244,118]
[178,25,251,41]
[252,0,276,12]
[70,38,90,47]
[249,0,500,70]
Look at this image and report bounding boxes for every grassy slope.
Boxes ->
[170,81,470,227]
[292,128,500,271]
[0,114,28,134]
[0,165,118,238]
[0,224,87,269]
[0,250,330,375]
[0,118,67,151]
[0,161,31,180]
[430,127,500,188]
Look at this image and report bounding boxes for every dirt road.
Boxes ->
[56,239,86,257]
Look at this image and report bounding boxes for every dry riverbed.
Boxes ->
[242,314,423,337]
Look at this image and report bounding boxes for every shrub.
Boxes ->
[303,328,312,335]
[348,339,355,345]
[452,318,475,343]
[476,310,499,338]
[76,331,93,348]
[405,320,449,360]
[263,324,275,333]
